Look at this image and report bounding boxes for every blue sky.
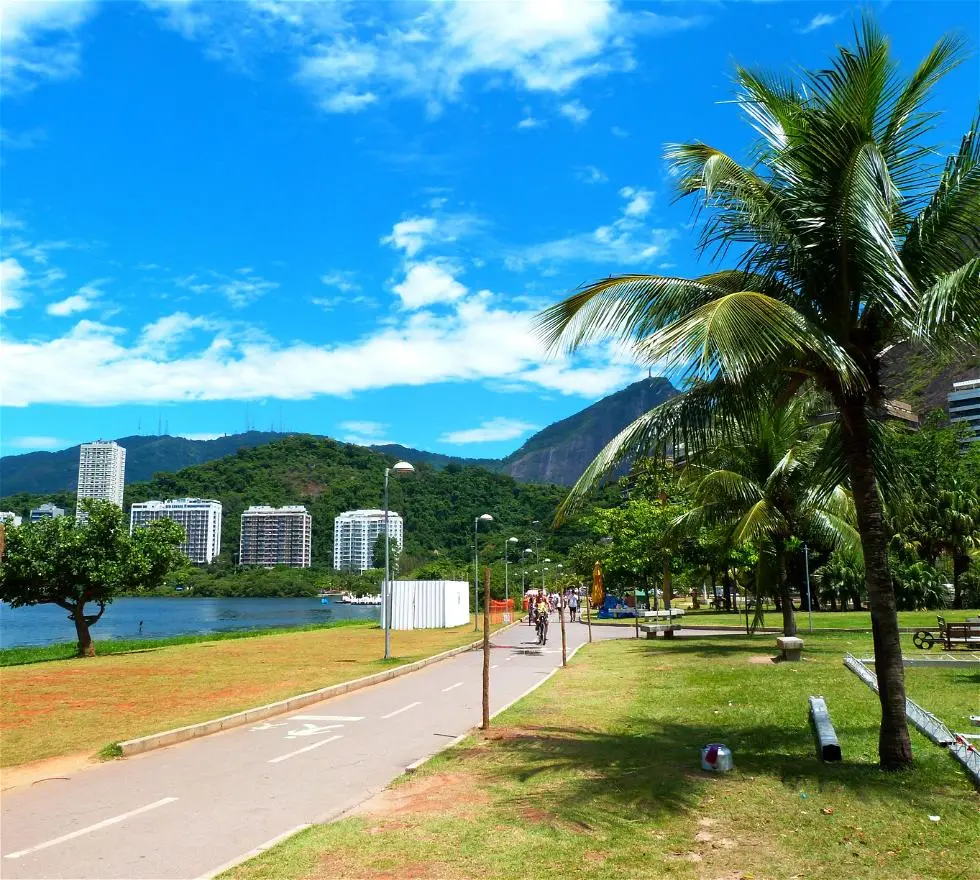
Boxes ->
[2,0,978,460]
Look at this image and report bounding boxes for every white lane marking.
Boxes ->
[381,701,422,719]
[504,656,517,662]
[268,735,343,764]
[250,721,287,731]
[289,715,364,722]
[194,824,312,880]
[442,682,464,692]
[286,723,344,738]
[4,797,179,860]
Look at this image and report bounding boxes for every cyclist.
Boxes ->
[535,593,550,645]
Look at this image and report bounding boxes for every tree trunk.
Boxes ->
[777,544,796,636]
[72,605,95,657]
[481,565,491,730]
[952,554,967,610]
[841,401,913,769]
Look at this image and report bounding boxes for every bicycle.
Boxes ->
[536,611,549,645]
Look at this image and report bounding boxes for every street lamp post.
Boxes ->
[522,548,533,599]
[803,542,813,634]
[504,537,518,609]
[543,558,551,594]
[474,513,493,630]
[383,460,415,660]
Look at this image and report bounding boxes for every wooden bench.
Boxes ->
[640,624,677,640]
[776,636,803,661]
[938,617,980,650]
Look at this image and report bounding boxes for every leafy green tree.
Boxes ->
[672,398,860,635]
[0,501,184,656]
[539,20,979,767]
[815,550,866,611]
[372,534,401,575]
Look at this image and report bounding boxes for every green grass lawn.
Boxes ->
[593,608,980,631]
[224,631,978,880]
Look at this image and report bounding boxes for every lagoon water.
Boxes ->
[0,596,381,648]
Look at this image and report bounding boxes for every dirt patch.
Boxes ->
[351,772,489,820]
[1,751,97,791]
[748,655,775,665]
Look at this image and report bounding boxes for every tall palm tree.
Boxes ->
[538,19,980,767]
[673,398,860,636]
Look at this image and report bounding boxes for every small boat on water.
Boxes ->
[339,593,383,605]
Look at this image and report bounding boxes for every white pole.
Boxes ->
[504,541,509,607]
[473,517,479,631]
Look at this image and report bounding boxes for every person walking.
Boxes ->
[568,590,579,622]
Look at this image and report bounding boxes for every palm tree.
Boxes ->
[538,19,980,767]
[673,398,860,635]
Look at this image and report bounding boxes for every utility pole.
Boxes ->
[481,565,491,730]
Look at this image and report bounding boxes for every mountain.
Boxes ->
[881,342,979,415]
[501,377,679,485]
[0,432,285,496]
[124,437,599,565]
[369,444,502,473]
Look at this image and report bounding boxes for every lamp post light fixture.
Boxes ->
[473,513,493,630]
[543,558,551,593]
[504,537,518,607]
[522,548,533,598]
[383,460,415,660]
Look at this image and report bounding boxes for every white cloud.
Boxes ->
[137,312,218,353]
[517,114,542,130]
[576,165,607,184]
[0,0,98,92]
[611,126,628,138]
[0,127,47,150]
[5,435,68,450]
[799,13,838,34]
[0,257,28,313]
[440,417,539,445]
[175,269,279,307]
[382,212,483,259]
[3,296,638,407]
[619,186,653,218]
[507,185,672,269]
[340,420,388,437]
[392,261,467,309]
[320,270,361,293]
[559,100,590,125]
[152,0,695,115]
[46,292,95,316]
[382,217,438,257]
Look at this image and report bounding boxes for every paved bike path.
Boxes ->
[1,620,631,880]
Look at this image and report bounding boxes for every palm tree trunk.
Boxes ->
[841,401,912,769]
[777,545,796,636]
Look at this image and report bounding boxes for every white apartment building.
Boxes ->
[76,440,126,521]
[30,503,65,522]
[239,505,312,568]
[949,377,980,445]
[0,511,22,527]
[333,509,404,573]
[130,498,223,564]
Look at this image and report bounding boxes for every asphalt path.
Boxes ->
[1,618,645,880]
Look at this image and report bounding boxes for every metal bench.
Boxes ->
[913,616,980,651]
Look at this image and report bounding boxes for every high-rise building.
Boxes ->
[239,505,312,568]
[948,377,980,445]
[76,441,126,521]
[333,509,404,573]
[0,511,22,527]
[130,498,223,564]
[30,503,65,522]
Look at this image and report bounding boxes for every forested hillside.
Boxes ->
[50,436,606,568]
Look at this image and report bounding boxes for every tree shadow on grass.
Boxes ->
[471,719,939,835]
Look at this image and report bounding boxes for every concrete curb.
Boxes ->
[402,637,591,776]
[118,618,526,758]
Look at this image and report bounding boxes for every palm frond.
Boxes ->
[632,291,866,388]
